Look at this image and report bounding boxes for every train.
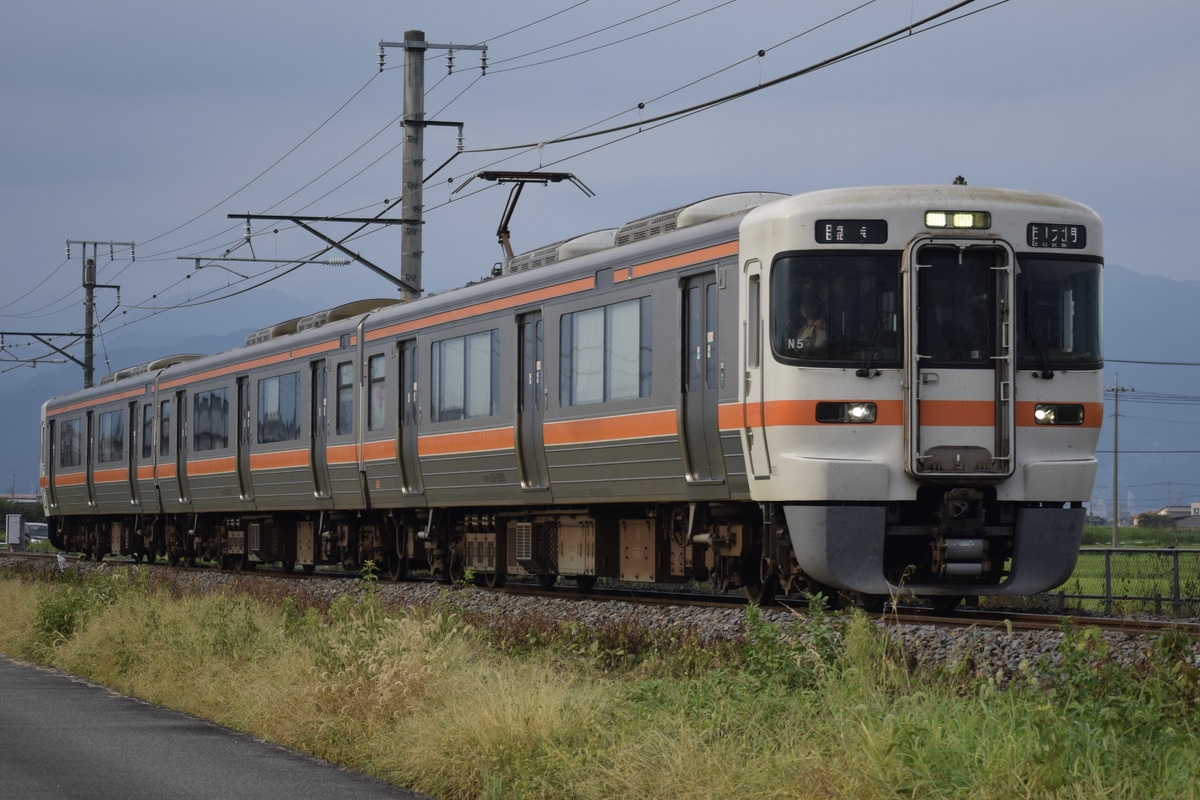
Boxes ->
[40,182,1103,608]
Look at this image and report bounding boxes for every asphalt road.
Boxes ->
[0,656,432,799]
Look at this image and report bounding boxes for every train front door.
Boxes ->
[516,312,548,489]
[905,240,1015,478]
[681,272,724,483]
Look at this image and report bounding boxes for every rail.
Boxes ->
[1038,547,1200,617]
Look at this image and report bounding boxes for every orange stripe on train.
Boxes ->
[544,409,676,446]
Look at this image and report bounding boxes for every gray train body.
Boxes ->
[41,185,1104,605]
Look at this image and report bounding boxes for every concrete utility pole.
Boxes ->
[1107,373,1134,547]
[70,241,128,388]
[380,31,485,302]
[2,241,128,386]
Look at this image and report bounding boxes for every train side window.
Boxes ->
[257,372,301,444]
[193,388,230,451]
[141,404,154,459]
[59,418,82,468]
[97,409,125,463]
[431,329,500,422]
[159,400,171,457]
[367,354,386,431]
[336,361,354,435]
[748,274,762,369]
[559,296,652,406]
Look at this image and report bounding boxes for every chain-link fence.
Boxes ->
[1039,548,1200,617]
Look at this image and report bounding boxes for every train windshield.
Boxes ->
[771,252,902,365]
[1015,257,1103,369]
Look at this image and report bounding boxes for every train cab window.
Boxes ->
[560,297,652,406]
[431,330,500,422]
[257,372,301,444]
[193,388,230,451]
[1016,257,1102,368]
[367,354,386,431]
[336,361,354,435]
[771,253,901,366]
[160,400,171,457]
[97,409,125,463]
[141,404,154,459]
[59,418,82,468]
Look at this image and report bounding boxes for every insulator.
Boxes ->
[378,45,385,72]
[325,258,350,267]
[446,49,454,75]
[480,51,487,75]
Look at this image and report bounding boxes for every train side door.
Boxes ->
[43,419,58,509]
[236,376,254,501]
[398,339,422,493]
[681,272,724,483]
[127,401,141,507]
[516,312,548,489]
[905,240,1015,478]
[310,359,332,498]
[85,410,97,507]
[742,260,772,478]
[175,390,191,506]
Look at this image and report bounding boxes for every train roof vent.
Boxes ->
[615,192,786,246]
[505,229,618,275]
[246,317,301,346]
[506,239,568,275]
[99,363,151,384]
[148,354,204,370]
[99,353,206,384]
[291,299,402,335]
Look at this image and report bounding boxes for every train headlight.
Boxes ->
[1034,403,1085,425]
[925,210,992,230]
[816,401,877,423]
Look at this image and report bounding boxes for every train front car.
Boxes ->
[739,185,1102,605]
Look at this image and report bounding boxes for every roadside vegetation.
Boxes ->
[2,563,1200,799]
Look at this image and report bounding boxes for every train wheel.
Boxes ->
[928,595,963,614]
[443,555,464,585]
[388,551,409,582]
[537,573,558,590]
[804,579,844,610]
[282,561,295,574]
[302,564,316,575]
[744,574,778,605]
[860,594,891,613]
[474,570,505,589]
[572,575,597,591]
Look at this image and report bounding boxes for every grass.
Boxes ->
[2,564,1200,799]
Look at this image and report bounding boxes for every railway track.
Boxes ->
[5,549,1198,639]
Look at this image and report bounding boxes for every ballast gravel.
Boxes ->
[7,555,1200,686]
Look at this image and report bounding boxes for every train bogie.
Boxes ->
[41,184,1103,603]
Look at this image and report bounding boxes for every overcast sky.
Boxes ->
[2,0,1198,365]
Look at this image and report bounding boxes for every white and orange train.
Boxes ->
[41,183,1103,607]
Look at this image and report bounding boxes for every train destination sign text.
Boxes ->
[1027,223,1086,249]
[814,219,888,245]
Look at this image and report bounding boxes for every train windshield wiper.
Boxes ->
[856,311,887,378]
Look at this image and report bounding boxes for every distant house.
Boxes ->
[1144,503,1200,529]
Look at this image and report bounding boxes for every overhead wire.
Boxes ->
[22,1,1004,358]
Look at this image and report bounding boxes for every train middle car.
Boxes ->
[40,184,1103,605]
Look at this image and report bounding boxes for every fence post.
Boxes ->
[1173,549,1181,616]
[1104,548,1113,615]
